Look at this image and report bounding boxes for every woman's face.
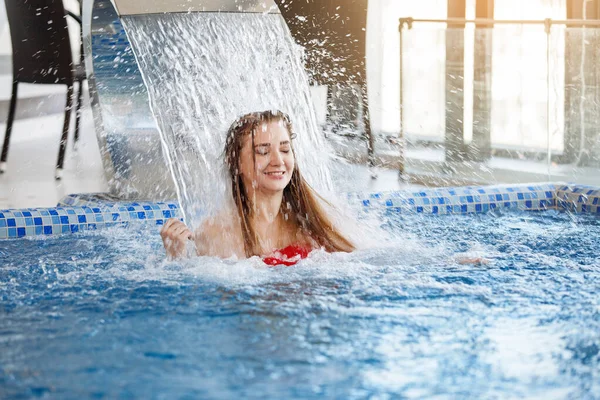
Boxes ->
[239,119,295,195]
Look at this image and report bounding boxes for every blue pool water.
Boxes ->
[1,209,599,398]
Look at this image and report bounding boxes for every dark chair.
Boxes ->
[1,0,86,179]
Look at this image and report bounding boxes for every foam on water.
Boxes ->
[4,222,424,289]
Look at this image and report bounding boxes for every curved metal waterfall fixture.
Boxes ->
[81,0,375,201]
[81,0,280,200]
[111,0,280,15]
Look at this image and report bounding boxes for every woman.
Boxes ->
[160,110,355,265]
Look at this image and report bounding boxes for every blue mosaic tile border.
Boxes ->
[347,183,558,214]
[0,202,181,239]
[555,184,600,214]
[1,183,599,239]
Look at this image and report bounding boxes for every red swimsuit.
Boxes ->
[263,245,312,266]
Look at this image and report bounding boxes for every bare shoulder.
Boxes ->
[200,211,239,235]
[194,211,244,258]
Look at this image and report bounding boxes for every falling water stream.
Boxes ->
[122,12,334,229]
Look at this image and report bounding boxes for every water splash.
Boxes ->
[122,13,334,229]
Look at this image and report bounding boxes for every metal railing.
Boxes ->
[399,17,600,28]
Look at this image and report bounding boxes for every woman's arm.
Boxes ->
[161,214,245,260]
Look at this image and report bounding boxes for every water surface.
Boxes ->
[1,210,599,398]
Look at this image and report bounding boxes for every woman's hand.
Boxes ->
[160,218,193,259]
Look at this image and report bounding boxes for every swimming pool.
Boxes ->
[1,184,599,398]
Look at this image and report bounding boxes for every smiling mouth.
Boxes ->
[264,171,285,176]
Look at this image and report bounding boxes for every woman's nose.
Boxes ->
[270,150,284,165]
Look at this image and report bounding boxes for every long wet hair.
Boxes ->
[224,110,355,257]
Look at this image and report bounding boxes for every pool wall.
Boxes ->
[1,183,599,239]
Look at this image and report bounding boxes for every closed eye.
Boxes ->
[280,142,291,153]
[255,144,270,155]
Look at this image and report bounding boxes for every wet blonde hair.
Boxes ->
[224,110,355,257]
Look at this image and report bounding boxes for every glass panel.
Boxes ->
[398,20,600,186]
[400,23,447,142]
[490,24,554,151]
[547,24,566,155]
[549,26,600,183]
[373,0,447,136]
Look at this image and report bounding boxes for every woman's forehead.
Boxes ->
[253,120,290,140]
